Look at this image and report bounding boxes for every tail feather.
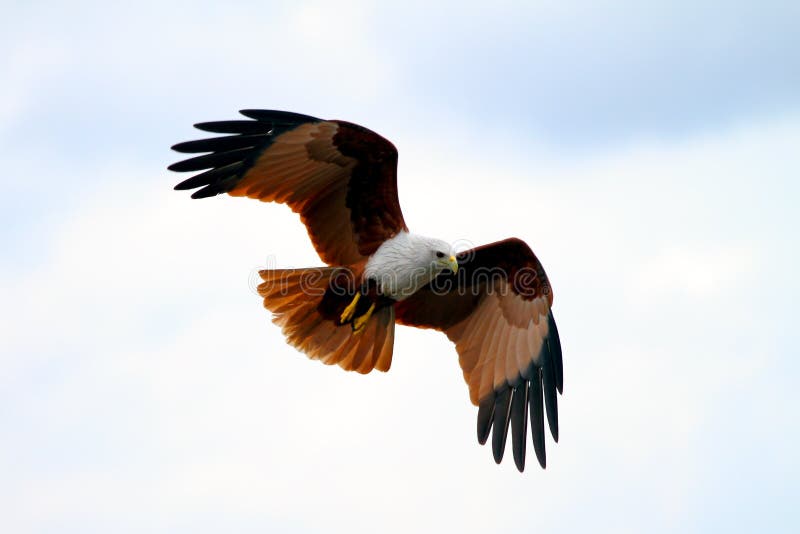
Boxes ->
[374,310,394,372]
[257,267,395,373]
[349,318,378,371]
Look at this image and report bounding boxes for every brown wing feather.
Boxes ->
[170,110,407,266]
[394,238,563,472]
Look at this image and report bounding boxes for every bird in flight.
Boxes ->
[169,110,563,472]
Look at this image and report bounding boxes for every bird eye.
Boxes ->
[435,251,445,258]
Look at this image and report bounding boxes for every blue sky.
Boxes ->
[2,1,799,533]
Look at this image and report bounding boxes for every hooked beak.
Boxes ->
[448,255,458,273]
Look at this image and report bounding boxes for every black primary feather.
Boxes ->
[510,381,530,472]
[529,369,546,468]
[542,348,559,442]
[169,109,322,198]
[548,312,564,393]
[477,394,495,445]
[238,109,321,123]
[476,311,563,470]
[168,147,254,172]
[171,133,268,154]
[173,162,246,191]
[491,387,512,463]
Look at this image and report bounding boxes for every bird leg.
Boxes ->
[352,303,376,333]
[340,292,361,324]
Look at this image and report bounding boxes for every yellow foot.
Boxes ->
[340,293,361,324]
[352,303,376,333]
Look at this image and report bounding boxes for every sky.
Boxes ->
[2,1,799,532]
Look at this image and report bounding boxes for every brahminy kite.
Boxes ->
[169,110,563,472]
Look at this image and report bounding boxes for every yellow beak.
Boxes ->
[449,255,458,273]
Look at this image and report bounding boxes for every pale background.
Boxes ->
[2,1,798,532]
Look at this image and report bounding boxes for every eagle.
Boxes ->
[169,110,563,472]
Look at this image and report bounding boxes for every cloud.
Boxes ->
[399,0,800,143]
[2,1,798,531]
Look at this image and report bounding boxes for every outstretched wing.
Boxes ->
[169,110,407,266]
[394,238,563,472]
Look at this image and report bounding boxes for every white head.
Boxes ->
[415,235,459,275]
[364,232,459,300]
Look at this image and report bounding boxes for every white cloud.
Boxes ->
[2,1,797,530]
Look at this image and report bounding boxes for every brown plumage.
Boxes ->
[395,238,562,470]
[171,110,406,266]
[170,110,563,472]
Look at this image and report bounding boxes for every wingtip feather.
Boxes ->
[510,382,529,472]
[542,359,559,443]
[477,394,495,445]
[530,370,547,469]
[491,388,512,464]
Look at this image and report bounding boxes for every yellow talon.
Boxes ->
[340,293,361,323]
[352,303,375,333]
